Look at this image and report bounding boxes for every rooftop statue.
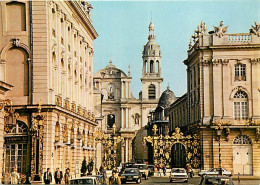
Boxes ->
[214,21,228,38]
[250,21,260,36]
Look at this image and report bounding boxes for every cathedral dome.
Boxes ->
[158,86,177,108]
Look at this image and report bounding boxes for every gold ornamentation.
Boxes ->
[64,99,70,110]
[152,124,158,135]
[71,103,76,112]
[94,125,124,170]
[55,96,62,106]
[143,127,201,169]
[77,106,82,115]
[83,109,87,118]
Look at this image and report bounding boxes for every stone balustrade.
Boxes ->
[227,33,252,42]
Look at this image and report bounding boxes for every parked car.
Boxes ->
[169,168,188,183]
[120,168,142,184]
[199,168,232,177]
[199,175,234,185]
[147,165,154,176]
[70,176,99,184]
[92,175,107,185]
[134,164,149,180]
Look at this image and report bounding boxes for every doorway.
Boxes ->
[233,135,253,175]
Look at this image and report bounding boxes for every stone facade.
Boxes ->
[0,0,98,183]
[93,21,163,165]
[169,21,260,176]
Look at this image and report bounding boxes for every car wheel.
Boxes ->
[185,180,188,183]
[121,180,126,184]
[136,178,141,184]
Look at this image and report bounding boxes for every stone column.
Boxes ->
[125,138,128,163]
[222,61,229,118]
[126,108,128,128]
[202,61,211,124]
[212,61,222,118]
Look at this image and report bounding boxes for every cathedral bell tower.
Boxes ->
[141,21,163,101]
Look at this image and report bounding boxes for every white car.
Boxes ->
[70,176,99,184]
[199,168,232,177]
[169,168,188,183]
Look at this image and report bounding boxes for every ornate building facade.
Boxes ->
[169,21,260,176]
[0,0,98,183]
[93,21,163,166]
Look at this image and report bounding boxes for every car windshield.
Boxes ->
[125,169,138,173]
[210,168,223,172]
[70,179,94,184]
[171,169,185,173]
[135,165,147,170]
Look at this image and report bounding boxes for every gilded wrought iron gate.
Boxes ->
[143,125,200,169]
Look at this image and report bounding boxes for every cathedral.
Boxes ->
[93,21,164,166]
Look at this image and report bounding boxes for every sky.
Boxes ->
[90,0,260,97]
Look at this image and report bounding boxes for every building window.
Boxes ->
[5,121,28,174]
[234,91,248,119]
[233,135,252,145]
[107,114,115,128]
[148,84,156,99]
[235,64,246,81]
[150,60,154,73]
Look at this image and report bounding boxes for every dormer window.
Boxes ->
[235,64,246,81]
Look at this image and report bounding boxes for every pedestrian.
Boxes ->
[43,168,52,184]
[64,168,70,184]
[189,165,194,178]
[109,172,121,184]
[163,165,166,176]
[157,165,161,177]
[10,167,20,184]
[54,168,63,184]
[95,168,99,175]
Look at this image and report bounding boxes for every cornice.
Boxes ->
[66,1,98,40]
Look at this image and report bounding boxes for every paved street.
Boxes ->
[122,177,260,185]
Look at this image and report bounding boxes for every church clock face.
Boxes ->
[107,83,115,93]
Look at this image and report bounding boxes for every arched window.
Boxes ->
[150,60,154,73]
[148,84,156,99]
[107,114,115,128]
[233,135,252,145]
[145,60,147,73]
[55,122,60,142]
[5,121,28,174]
[234,91,248,119]
[10,121,28,134]
[156,60,159,73]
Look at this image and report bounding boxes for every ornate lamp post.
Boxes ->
[30,101,45,182]
[216,126,223,175]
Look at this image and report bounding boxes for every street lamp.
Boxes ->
[30,101,45,182]
[216,127,223,175]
